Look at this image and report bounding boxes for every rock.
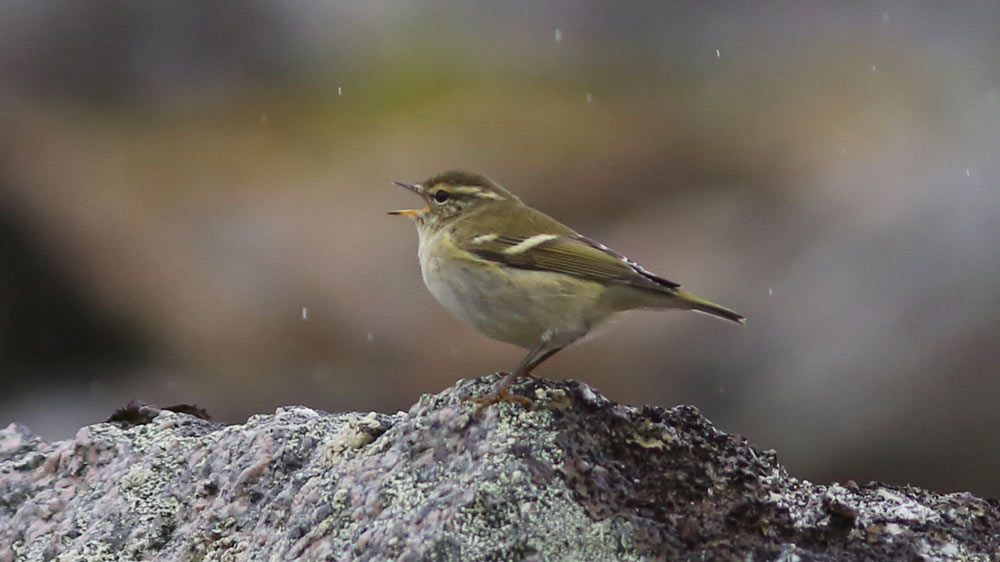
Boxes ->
[1,375,998,561]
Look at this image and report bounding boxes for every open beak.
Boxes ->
[388,181,428,218]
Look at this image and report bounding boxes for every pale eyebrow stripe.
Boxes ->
[502,234,558,254]
[451,186,504,200]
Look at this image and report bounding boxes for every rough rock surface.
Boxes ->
[1,375,998,561]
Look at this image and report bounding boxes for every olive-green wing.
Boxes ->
[460,233,680,291]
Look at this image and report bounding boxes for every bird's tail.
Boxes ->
[673,289,746,325]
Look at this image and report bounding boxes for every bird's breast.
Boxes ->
[417,231,611,349]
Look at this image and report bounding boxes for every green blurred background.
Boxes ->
[2,2,999,496]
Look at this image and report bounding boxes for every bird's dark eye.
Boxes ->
[433,190,450,203]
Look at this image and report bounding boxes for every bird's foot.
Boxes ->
[465,368,537,414]
[467,387,534,414]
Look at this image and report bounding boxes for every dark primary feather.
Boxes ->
[574,235,680,290]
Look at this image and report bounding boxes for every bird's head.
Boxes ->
[388,171,518,231]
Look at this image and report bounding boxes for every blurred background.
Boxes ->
[2,1,999,496]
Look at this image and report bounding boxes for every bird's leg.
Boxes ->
[513,347,564,379]
[524,347,563,374]
[469,345,566,413]
[470,344,545,412]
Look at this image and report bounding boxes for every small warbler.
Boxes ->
[390,171,744,409]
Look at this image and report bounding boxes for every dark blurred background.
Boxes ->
[2,2,998,497]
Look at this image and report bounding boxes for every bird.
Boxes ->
[389,171,744,410]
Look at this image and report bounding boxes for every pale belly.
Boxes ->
[418,237,608,349]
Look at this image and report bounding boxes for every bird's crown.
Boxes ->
[422,171,518,202]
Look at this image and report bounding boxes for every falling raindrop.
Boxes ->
[554,28,562,43]
[302,307,309,321]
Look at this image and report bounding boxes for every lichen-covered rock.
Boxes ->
[1,376,998,561]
